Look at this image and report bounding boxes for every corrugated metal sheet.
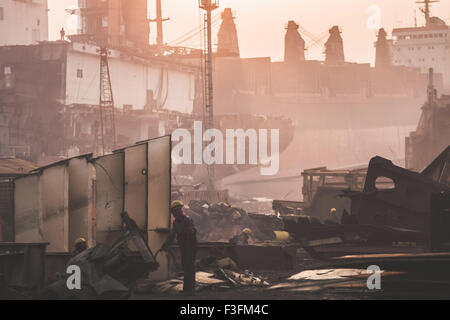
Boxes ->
[40,164,69,253]
[12,136,171,279]
[68,156,95,250]
[14,174,42,243]
[147,136,171,280]
[124,144,147,229]
[93,152,124,245]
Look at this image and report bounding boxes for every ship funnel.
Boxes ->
[284,20,305,64]
[217,8,240,57]
[325,26,345,64]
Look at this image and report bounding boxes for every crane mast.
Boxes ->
[98,47,117,155]
[199,0,219,190]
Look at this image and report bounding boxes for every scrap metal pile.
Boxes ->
[0,136,173,300]
[184,200,284,243]
[281,146,450,257]
[43,212,159,300]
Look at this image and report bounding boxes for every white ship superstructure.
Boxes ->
[391,0,450,92]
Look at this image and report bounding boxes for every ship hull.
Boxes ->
[216,94,424,201]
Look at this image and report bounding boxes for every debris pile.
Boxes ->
[134,259,269,296]
[184,200,284,242]
[279,147,450,257]
[42,212,159,300]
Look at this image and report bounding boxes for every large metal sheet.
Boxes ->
[40,165,69,253]
[68,156,95,250]
[147,135,171,280]
[93,152,124,245]
[124,144,147,229]
[14,174,42,243]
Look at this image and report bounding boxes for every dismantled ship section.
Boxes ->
[406,69,450,172]
[0,41,198,164]
[211,14,443,200]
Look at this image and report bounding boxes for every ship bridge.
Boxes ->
[390,0,450,92]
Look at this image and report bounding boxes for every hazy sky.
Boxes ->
[48,0,450,64]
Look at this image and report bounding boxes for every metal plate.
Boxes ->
[147,135,171,280]
[14,174,42,243]
[40,165,69,253]
[93,152,124,245]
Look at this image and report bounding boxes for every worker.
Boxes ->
[60,27,65,41]
[162,200,198,294]
[325,207,340,224]
[73,237,87,255]
[229,228,252,245]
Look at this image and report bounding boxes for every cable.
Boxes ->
[168,12,221,45]
[169,13,221,46]
[305,30,329,50]
[93,160,123,194]
[158,68,169,109]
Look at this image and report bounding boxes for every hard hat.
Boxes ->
[171,200,184,210]
[74,237,86,246]
[242,228,252,236]
[330,208,337,214]
[231,211,241,222]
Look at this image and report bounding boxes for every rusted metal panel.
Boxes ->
[92,152,124,245]
[68,155,95,251]
[39,164,70,253]
[14,174,43,243]
[124,144,147,229]
[146,135,171,281]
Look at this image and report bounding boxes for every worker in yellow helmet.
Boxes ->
[327,207,340,224]
[163,200,198,294]
[242,228,253,237]
[229,228,253,245]
[73,237,88,256]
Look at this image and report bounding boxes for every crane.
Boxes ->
[199,0,219,191]
[98,47,117,155]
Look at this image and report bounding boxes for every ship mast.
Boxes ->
[150,0,170,51]
[416,0,440,26]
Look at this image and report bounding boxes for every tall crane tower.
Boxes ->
[98,47,117,155]
[199,0,219,190]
